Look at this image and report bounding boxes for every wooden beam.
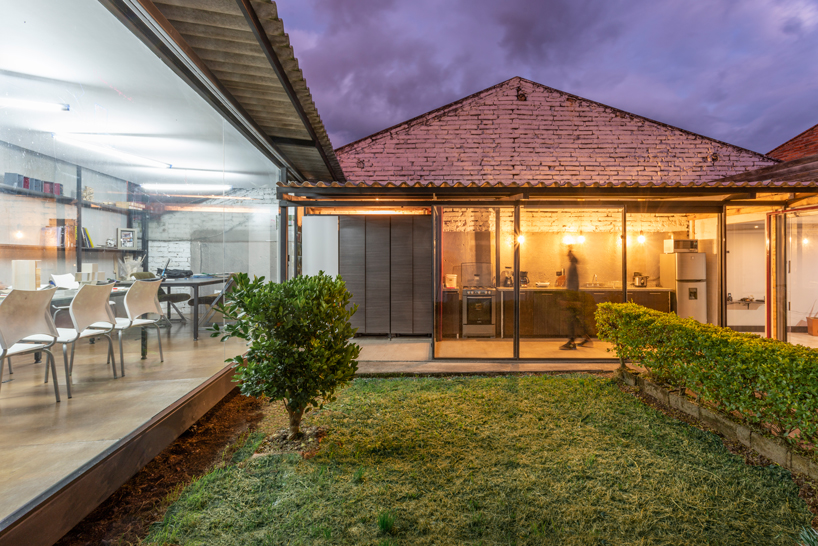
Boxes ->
[234,0,344,182]
[269,136,316,148]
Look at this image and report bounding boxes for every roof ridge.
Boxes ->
[337,76,778,163]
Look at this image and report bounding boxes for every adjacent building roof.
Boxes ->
[768,123,818,162]
[142,0,344,182]
[293,77,776,189]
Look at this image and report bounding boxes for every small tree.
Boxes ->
[211,272,361,438]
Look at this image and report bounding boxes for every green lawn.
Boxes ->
[145,375,813,545]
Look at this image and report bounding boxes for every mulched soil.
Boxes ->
[617,380,818,528]
[54,390,265,546]
[254,425,327,459]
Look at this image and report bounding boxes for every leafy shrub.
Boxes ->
[596,302,818,442]
[212,272,361,438]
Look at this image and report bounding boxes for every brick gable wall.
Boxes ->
[768,124,818,162]
[336,77,775,187]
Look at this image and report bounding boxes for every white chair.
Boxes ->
[0,288,61,402]
[28,283,118,398]
[94,279,164,376]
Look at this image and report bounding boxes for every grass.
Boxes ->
[144,375,813,545]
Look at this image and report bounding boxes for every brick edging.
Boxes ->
[619,368,818,480]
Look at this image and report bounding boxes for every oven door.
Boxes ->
[465,296,493,325]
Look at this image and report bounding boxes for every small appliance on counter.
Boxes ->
[632,272,650,287]
[664,239,699,253]
[444,274,458,289]
[501,267,514,288]
[519,271,530,287]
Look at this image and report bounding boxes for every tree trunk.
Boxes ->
[286,403,305,440]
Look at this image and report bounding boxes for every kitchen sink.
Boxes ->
[584,282,606,288]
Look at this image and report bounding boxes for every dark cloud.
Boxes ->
[279,0,818,153]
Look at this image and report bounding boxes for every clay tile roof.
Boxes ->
[323,77,779,189]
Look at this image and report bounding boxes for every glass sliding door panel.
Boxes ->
[725,211,767,336]
[434,207,514,359]
[518,207,621,359]
[626,211,718,325]
[786,211,818,349]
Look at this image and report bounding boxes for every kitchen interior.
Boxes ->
[435,207,719,359]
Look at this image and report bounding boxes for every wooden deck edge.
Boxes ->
[0,366,238,546]
[619,368,818,481]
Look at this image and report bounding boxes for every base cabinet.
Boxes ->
[440,291,460,338]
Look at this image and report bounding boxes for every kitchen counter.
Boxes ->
[495,286,675,291]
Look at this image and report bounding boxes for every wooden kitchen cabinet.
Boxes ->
[628,291,671,313]
[440,290,460,338]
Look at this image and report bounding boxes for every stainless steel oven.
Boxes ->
[462,288,496,337]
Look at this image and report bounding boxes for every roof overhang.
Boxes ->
[99,0,344,183]
[277,152,818,209]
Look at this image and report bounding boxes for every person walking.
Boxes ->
[561,247,592,350]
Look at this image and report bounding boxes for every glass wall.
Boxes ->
[434,207,514,359]
[786,211,818,348]
[518,207,622,357]
[726,211,767,335]
[0,0,280,362]
[626,211,719,325]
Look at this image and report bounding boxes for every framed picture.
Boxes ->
[117,227,136,249]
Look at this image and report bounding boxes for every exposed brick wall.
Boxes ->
[442,208,688,233]
[768,123,818,162]
[337,77,776,187]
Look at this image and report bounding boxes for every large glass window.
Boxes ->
[434,207,514,358]
[726,212,767,335]
[786,211,818,349]
[626,211,718,325]
[518,207,621,358]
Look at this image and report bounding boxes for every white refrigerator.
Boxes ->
[659,253,708,323]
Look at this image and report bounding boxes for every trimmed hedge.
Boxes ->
[596,302,818,443]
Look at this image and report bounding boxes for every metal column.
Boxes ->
[513,203,520,359]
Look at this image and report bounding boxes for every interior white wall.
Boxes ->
[302,215,338,277]
[726,229,766,328]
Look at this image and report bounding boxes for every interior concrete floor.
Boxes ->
[433,338,614,359]
[0,321,245,528]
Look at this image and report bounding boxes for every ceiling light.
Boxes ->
[577,234,586,244]
[563,235,576,245]
[804,238,810,245]
[141,183,232,192]
[0,98,69,112]
[517,234,526,244]
[637,233,646,244]
[53,134,171,168]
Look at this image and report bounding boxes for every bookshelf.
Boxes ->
[0,141,149,284]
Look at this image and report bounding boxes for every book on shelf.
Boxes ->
[3,173,66,196]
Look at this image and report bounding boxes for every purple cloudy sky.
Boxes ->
[277,0,818,154]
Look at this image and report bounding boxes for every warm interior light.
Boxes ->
[141,183,232,192]
[53,134,171,168]
[14,231,24,239]
[0,97,69,112]
[562,235,576,245]
[517,235,526,244]
[804,238,810,245]
[577,234,586,244]
[637,233,646,244]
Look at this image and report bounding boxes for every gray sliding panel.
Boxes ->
[339,216,366,332]
[365,216,391,334]
[390,217,414,334]
[412,215,433,334]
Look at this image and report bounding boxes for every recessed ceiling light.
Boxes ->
[140,183,232,192]
[53,134,171,168]
[0,98,69,112]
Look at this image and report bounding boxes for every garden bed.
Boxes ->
[144,375,813,545]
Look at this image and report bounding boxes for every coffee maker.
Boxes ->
[519,271,530,287]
